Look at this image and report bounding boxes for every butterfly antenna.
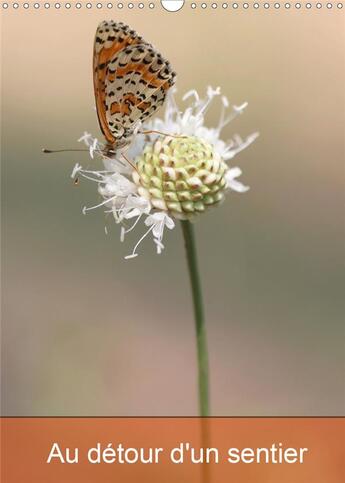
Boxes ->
[42,148,91,154]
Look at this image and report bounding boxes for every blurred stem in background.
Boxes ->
[181,220,210,417]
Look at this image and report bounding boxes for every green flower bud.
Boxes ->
[132,136,228,220]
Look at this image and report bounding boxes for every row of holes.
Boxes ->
[1,2,154,7]
[191,2,343,7]
[1,1,343,8]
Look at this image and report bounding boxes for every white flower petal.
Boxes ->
[229,180,250,193]
[152,223,164,239]
[164,216,175,230]
[227,167,242,178]
[233,102,248,113]
[125,253,138,260]
[78,132,93,145]
[222,96,229,108]
[183,90,200,103]
[207,86,221,98]
[225,168,250,193]
[71,163,82,179]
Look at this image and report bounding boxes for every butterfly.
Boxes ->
[93,20,176,154]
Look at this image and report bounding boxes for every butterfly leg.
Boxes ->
[122,153,137,171]
[139,130,185,139]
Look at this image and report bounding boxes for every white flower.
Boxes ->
[73,87,258,259]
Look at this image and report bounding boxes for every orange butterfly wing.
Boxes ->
[93,21,176,149]
[93,21,143,145]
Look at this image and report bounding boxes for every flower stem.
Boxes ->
[181,220,210,417]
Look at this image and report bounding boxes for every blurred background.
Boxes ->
[1,4,344,416]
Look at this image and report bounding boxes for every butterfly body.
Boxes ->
[93,21,176,153]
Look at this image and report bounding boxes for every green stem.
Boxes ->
[181,220,210,417]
